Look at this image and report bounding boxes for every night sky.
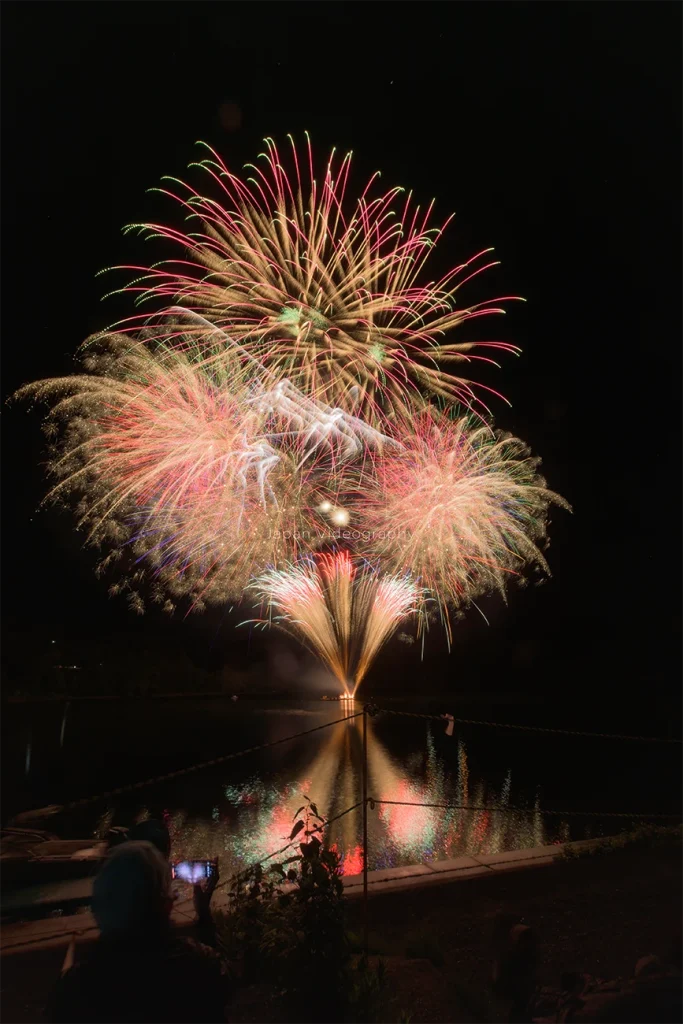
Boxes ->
[2,3,681,709]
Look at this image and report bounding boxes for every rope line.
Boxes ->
[5,790,678,940]
[218,800,365,890]
[17,701,679,824]
[371,799,681,820]
[36,710,363,815]
[190,796,681,908]
[370,706,682,744]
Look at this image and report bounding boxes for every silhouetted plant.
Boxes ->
[215,797,349,1020]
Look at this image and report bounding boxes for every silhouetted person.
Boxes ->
[129,818,172,859]
[47,841,228,1023]
[493,913,537,1021]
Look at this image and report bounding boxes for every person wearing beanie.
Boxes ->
[128,819,172,860]
[47,841,228,1023]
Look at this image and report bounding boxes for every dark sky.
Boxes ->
[2,2,681,699]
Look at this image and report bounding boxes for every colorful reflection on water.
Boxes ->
[9,696,679,878]
[94,704,556,878]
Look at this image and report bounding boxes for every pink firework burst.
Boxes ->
[103,135,522,423]
[360,409,570,638]
[16,334,356,610]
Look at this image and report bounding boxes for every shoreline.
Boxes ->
[0,840,613,949]
[4,832,681,932]
[4,691,544,705]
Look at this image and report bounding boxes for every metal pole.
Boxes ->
[362,703,369,957]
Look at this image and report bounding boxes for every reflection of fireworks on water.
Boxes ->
[164,780,294,871]
[107,136,521,423]
[250,551,420,695]
[90,715,559,876]
[373,726,547,863]
[164,714,350,872]
[330,843,364,876]
[457,738,469,805]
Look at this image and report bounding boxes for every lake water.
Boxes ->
[3,698,680,879]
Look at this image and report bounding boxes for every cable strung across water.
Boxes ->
[202,796,681,906]
[370,798,682,819]
[368,705,682,744]
[16,701,680,824]
[215,800,365,891]
[20,710,364,818]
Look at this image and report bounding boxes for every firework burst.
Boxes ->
[250,552,420,694]
[361,410,570,639]
[104,136,521,423]
[15,331,374,608]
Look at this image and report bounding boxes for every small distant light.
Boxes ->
[331,508,349,527]
[318,500,333,514]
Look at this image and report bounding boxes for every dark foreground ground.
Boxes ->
[344,843,683,1022]
[2,844,681,1023]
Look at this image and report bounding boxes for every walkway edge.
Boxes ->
[1,843,564,956]
[342,842,558,898]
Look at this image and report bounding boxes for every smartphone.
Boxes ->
[172,860,216,884]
